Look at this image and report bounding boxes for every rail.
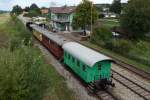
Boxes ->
[112,69,150,100]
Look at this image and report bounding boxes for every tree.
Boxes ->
[120,0,150,39]
[24,4,41,17]
[30,3,39,10]
[91,25,112,45]
[24,7,30,12]
[72,0,98,35]
[29,3,41,14]
[110,0,121,15]
[11,5,22,15]
[96,6,103,12]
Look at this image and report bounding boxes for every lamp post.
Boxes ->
[89,0,93,36]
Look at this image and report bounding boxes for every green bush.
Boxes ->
[23,10,41,17]
[128,41,150,66]
[0,16,51,99]
[105,39,132,54]
[9,16,32,51]
[0,47,50,100]
[91,25,112,45]
[99,13,105,19]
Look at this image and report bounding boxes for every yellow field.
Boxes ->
[0,13,10,25]
[0,13,10,47]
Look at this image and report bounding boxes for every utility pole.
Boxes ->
[89,0,93,37]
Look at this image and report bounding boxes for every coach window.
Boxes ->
[98,64,101,70]
[83,65,86,71]
[68,54,70,60]
[66,52,68,58]
[64,52,66,57]
[51,40,54,45]
[72,57,75,63]
[77,60,80,67]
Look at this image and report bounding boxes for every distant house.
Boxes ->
[41,8,49,14]
[49,6,76,31]
[95,4,118,18]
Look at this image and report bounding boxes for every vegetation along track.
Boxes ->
[60,34,150,81]
[112,69,150,100]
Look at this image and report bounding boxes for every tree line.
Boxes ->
[11,3,41,17]
[73,0,150,39]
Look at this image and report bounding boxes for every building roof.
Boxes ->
[30,24,71,45]
[50,6,76,14]
[63,42,113,67]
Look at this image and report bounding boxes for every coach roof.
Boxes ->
[63,42,113,67]
[30,24,71,45]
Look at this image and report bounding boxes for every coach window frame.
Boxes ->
[82,64,86,71]
[72,57,75,63]
[68,53,70,60]
[98,63,101,70]
[77,60,80,67]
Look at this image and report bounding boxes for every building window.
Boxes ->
[98,64,101,70]
[83,65,86,71]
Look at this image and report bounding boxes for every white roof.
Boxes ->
[63,42,113,67]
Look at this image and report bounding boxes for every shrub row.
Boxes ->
[90,25,150,67]
[0,47,50,100]
[0,15,51,100]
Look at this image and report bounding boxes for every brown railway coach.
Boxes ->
[30,24,71,59]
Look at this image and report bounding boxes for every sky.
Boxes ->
[0,0,128,11]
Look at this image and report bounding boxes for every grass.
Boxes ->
[0,13,10,25]
[0,13,10,48]
[98,18,120,29]
[0,13,76,100]
[82,41,150,73]
[44,64,76,100]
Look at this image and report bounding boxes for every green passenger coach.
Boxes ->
[62,42,114,87]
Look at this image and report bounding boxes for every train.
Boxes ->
[28,23,115,89]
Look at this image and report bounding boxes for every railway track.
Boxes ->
[87,84,118,100]
[96,90,117,100]
[113,60,150,81]
[60,33,150,81]
[112,69,150,100]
